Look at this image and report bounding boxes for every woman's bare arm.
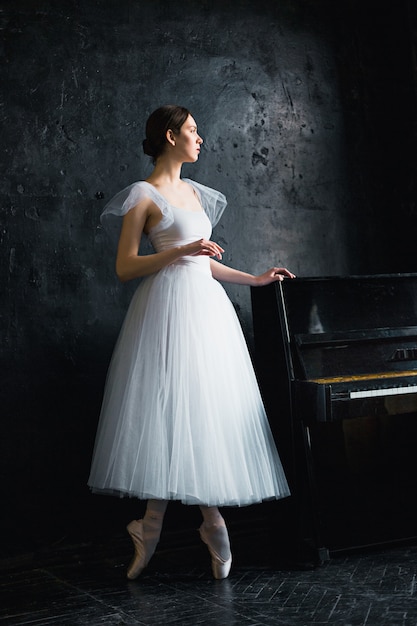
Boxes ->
[210,259,295,287]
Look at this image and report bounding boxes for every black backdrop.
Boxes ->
[1,0,416,558]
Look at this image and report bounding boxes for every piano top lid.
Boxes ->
[295,326,417,347]
[279,273,417,381]
[281,273,417,338]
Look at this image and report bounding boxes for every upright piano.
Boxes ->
[251,274,417,562]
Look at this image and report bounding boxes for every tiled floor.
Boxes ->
[1,522,417,626]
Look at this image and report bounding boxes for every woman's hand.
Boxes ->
[253,267,296,287]
[210,260,296,286]
[183,238,224,260]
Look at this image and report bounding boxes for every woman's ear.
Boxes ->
[166,129,176,146]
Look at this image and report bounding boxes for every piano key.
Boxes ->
[350,385,417,399]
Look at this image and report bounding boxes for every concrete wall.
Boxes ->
[1,0,416,549]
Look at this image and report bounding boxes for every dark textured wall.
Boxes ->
[1,0,416,552]
[337,0,417,273]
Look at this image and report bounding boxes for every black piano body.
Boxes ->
[251,274,417,562]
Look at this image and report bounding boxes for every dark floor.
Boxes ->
[1,520,417,626]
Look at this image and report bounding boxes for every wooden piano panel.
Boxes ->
[251,276,417,562]
[307,412,417,552]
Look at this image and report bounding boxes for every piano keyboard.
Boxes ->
[350,385,417,399]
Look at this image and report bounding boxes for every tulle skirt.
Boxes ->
[88,260,290,506]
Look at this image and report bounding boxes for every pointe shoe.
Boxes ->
[199,523,232,580]
[126,519,158,580]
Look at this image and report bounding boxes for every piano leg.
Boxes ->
[300,423,330,565]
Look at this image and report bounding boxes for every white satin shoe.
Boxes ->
[126,519,157,580]
[199,523,232,579]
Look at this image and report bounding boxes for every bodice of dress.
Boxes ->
[100,178,227,275]
[148,203,213,273]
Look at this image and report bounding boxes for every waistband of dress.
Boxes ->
[170,256,211,275]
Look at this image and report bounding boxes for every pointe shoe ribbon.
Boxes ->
[126,519,156,580]
[199,524,232,580]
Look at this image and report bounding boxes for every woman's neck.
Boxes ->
[146,157,183,187]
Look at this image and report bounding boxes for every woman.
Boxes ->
[88,105,295,581]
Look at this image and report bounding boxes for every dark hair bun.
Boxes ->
[142,138,154,157]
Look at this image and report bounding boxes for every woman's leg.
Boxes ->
[142,498,168,541]
[126,499,168,580]
[199,505,232,579]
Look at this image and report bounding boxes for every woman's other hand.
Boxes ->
[253,267,296,287]
[183,238,224,260]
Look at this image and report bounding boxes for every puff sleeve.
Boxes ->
[184,179,227,227]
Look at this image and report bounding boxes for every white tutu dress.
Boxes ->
[88,179,290,506]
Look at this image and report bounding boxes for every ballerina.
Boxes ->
[88,104,295,580]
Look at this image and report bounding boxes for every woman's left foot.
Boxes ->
[199,523,232,579]
[126,519,159,580]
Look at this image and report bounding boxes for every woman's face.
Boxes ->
[174,115,203,162]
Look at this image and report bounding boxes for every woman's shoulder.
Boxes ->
[100,180,165,221]
[183,178,227,227]
[183,178,220,194]
[183,178,226,203]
